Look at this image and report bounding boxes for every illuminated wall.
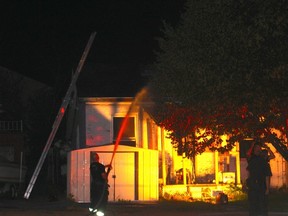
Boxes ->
[195,152,215,183]
[84,100,135,147]
[161,136,241,185]
[67,145,158,202]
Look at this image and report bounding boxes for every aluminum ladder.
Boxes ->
[24,32,96,199]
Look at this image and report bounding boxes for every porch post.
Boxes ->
[236,143,241,184]
[215,151,219,184]
[183,154,187,185]
[161,128,167,186]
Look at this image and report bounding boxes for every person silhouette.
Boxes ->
[246,142,270,216]
[89,152,112,216]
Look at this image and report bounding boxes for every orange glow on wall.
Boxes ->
[67,145,159,202]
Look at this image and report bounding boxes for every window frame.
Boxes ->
[112,114,137,146]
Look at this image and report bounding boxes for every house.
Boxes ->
[0,66,52,161]
[0,66,51,198]
[67,97,288,202]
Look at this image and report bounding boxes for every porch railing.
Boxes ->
[0,120,23,132]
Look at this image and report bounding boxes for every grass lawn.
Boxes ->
[142,191,288,213]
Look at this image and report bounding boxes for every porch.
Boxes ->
[161,183,243,202]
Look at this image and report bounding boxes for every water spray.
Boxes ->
[109,87,149,166]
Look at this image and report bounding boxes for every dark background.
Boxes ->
[0,0,185,96]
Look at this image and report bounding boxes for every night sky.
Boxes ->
[0,0,185,96]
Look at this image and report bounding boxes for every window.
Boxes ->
[113,117,136,146]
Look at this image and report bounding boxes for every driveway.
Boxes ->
[0,198,287,216]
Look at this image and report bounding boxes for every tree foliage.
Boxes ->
[148,0,288,158]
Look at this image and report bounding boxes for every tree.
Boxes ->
[148,0,288,159]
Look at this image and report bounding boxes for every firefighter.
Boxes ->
[89,152,111,216]
[246,142,270,216]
